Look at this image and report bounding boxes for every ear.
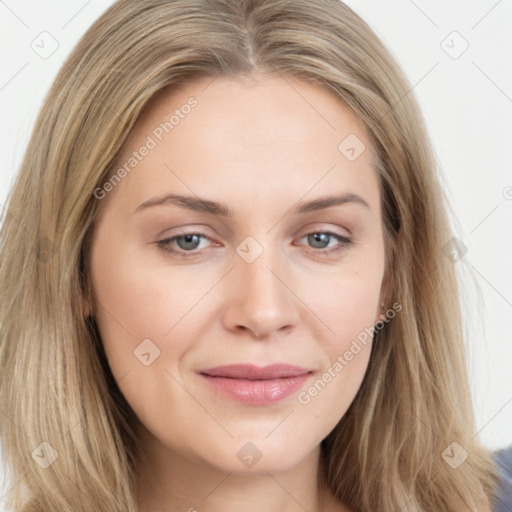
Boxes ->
[73,290,94,320]
[77,239,95,320]
[82,296,94,319]
[374,227,400,324]
[374,274,395,329]
[74,263,95,320]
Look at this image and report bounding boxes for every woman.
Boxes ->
[0,1,509,511]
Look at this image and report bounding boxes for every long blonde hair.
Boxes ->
[0,0,500,510]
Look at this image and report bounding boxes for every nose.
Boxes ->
[221,243,300,339]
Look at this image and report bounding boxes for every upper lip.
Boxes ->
[198,364,312,380]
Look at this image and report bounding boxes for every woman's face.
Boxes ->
[89,72,386,473]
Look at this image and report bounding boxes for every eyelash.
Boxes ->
[156,230,353,259]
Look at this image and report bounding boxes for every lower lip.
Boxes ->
[200,373,312,405]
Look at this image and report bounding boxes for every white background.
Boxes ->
[1,0,511,508]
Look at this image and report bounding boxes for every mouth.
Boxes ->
[197,364,313,405]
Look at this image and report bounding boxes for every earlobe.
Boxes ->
[374,301,386,325]
[83,301,93,319]
[74,285,94,320]
[377,273,390,319]
[83,289,95,319]
[375,264,393,325]
[74,296,93,320]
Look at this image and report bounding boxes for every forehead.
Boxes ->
[99,72,379,220]
[132,71,369,146]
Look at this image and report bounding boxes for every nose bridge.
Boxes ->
[222,234,299,337]
[241,244,281,299]
[238,235,288,309]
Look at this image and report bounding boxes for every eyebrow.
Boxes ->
[134,192,370,216]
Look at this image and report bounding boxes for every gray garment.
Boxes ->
[492,446,512,512]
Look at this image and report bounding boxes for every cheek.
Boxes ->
[331,276,380,340]
[294,271,380,425]
[295,262,382,394]
[89,234,231,386]
[89,233,184,366]
[90,211,177,324]
[89,239,207,427]
[299,262,383,346]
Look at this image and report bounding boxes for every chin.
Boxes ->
[195,435,317,475]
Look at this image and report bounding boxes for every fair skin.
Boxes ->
[88,71,387,512]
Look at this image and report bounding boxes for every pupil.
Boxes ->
[179,234,200,250]
[310,233,329,249]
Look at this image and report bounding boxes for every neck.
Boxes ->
[135,425,343,512]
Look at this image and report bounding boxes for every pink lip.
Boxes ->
[198,364,313,405]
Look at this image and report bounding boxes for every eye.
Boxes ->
[296,231,353,255]
[156,230,353,259]
[157,232,211,258]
